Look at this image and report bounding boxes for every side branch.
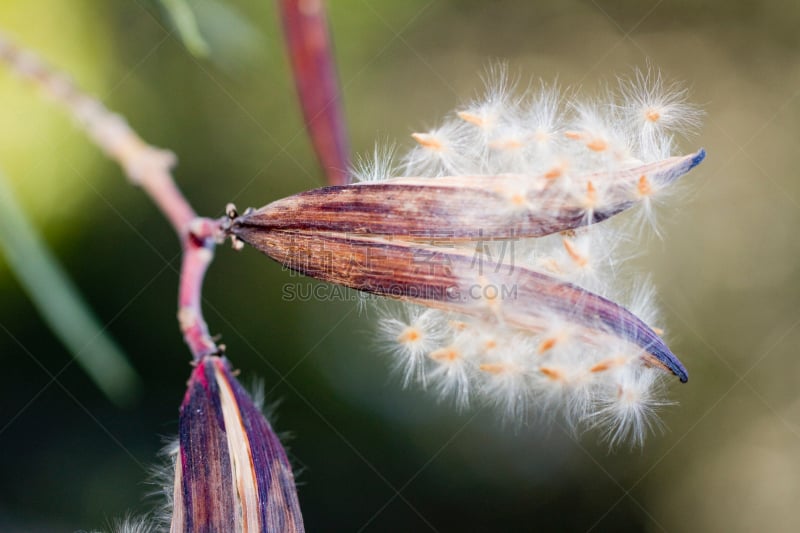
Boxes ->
[0,32,222,361]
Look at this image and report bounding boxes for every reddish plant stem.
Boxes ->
[279,0,350,185]
[178,219,224,360]
[137,161,197,235]
[0,32,223,362]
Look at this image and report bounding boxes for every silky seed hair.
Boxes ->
[363,67,702,447]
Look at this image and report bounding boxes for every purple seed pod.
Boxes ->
[172,355,304,532]
[234,150,704,241]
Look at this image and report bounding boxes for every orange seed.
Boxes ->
[457,110,485,127]
[397,327,421,344]
[586,138,608,152]
[430,347,460,362]
[411,132,443,150]
[563,239,588,267]
[637,175,652,197]
[479,363,507,375]
[540,367,563,380]
[538,337,558,354]
[645,108,661,122]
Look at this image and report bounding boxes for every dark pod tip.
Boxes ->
[689,148,706,171]
[654,346,689,383]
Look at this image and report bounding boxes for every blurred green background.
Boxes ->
[1,0,799,531]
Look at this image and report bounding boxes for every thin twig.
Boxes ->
[0,31,223,362]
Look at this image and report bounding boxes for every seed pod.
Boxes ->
[227,228,687,383]
[172,355,304,532]
[236,150,703,241]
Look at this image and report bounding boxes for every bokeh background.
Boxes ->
[1,0,799,531]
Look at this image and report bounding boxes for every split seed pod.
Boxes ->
[228,71,705,445]
[228,154,699,383]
